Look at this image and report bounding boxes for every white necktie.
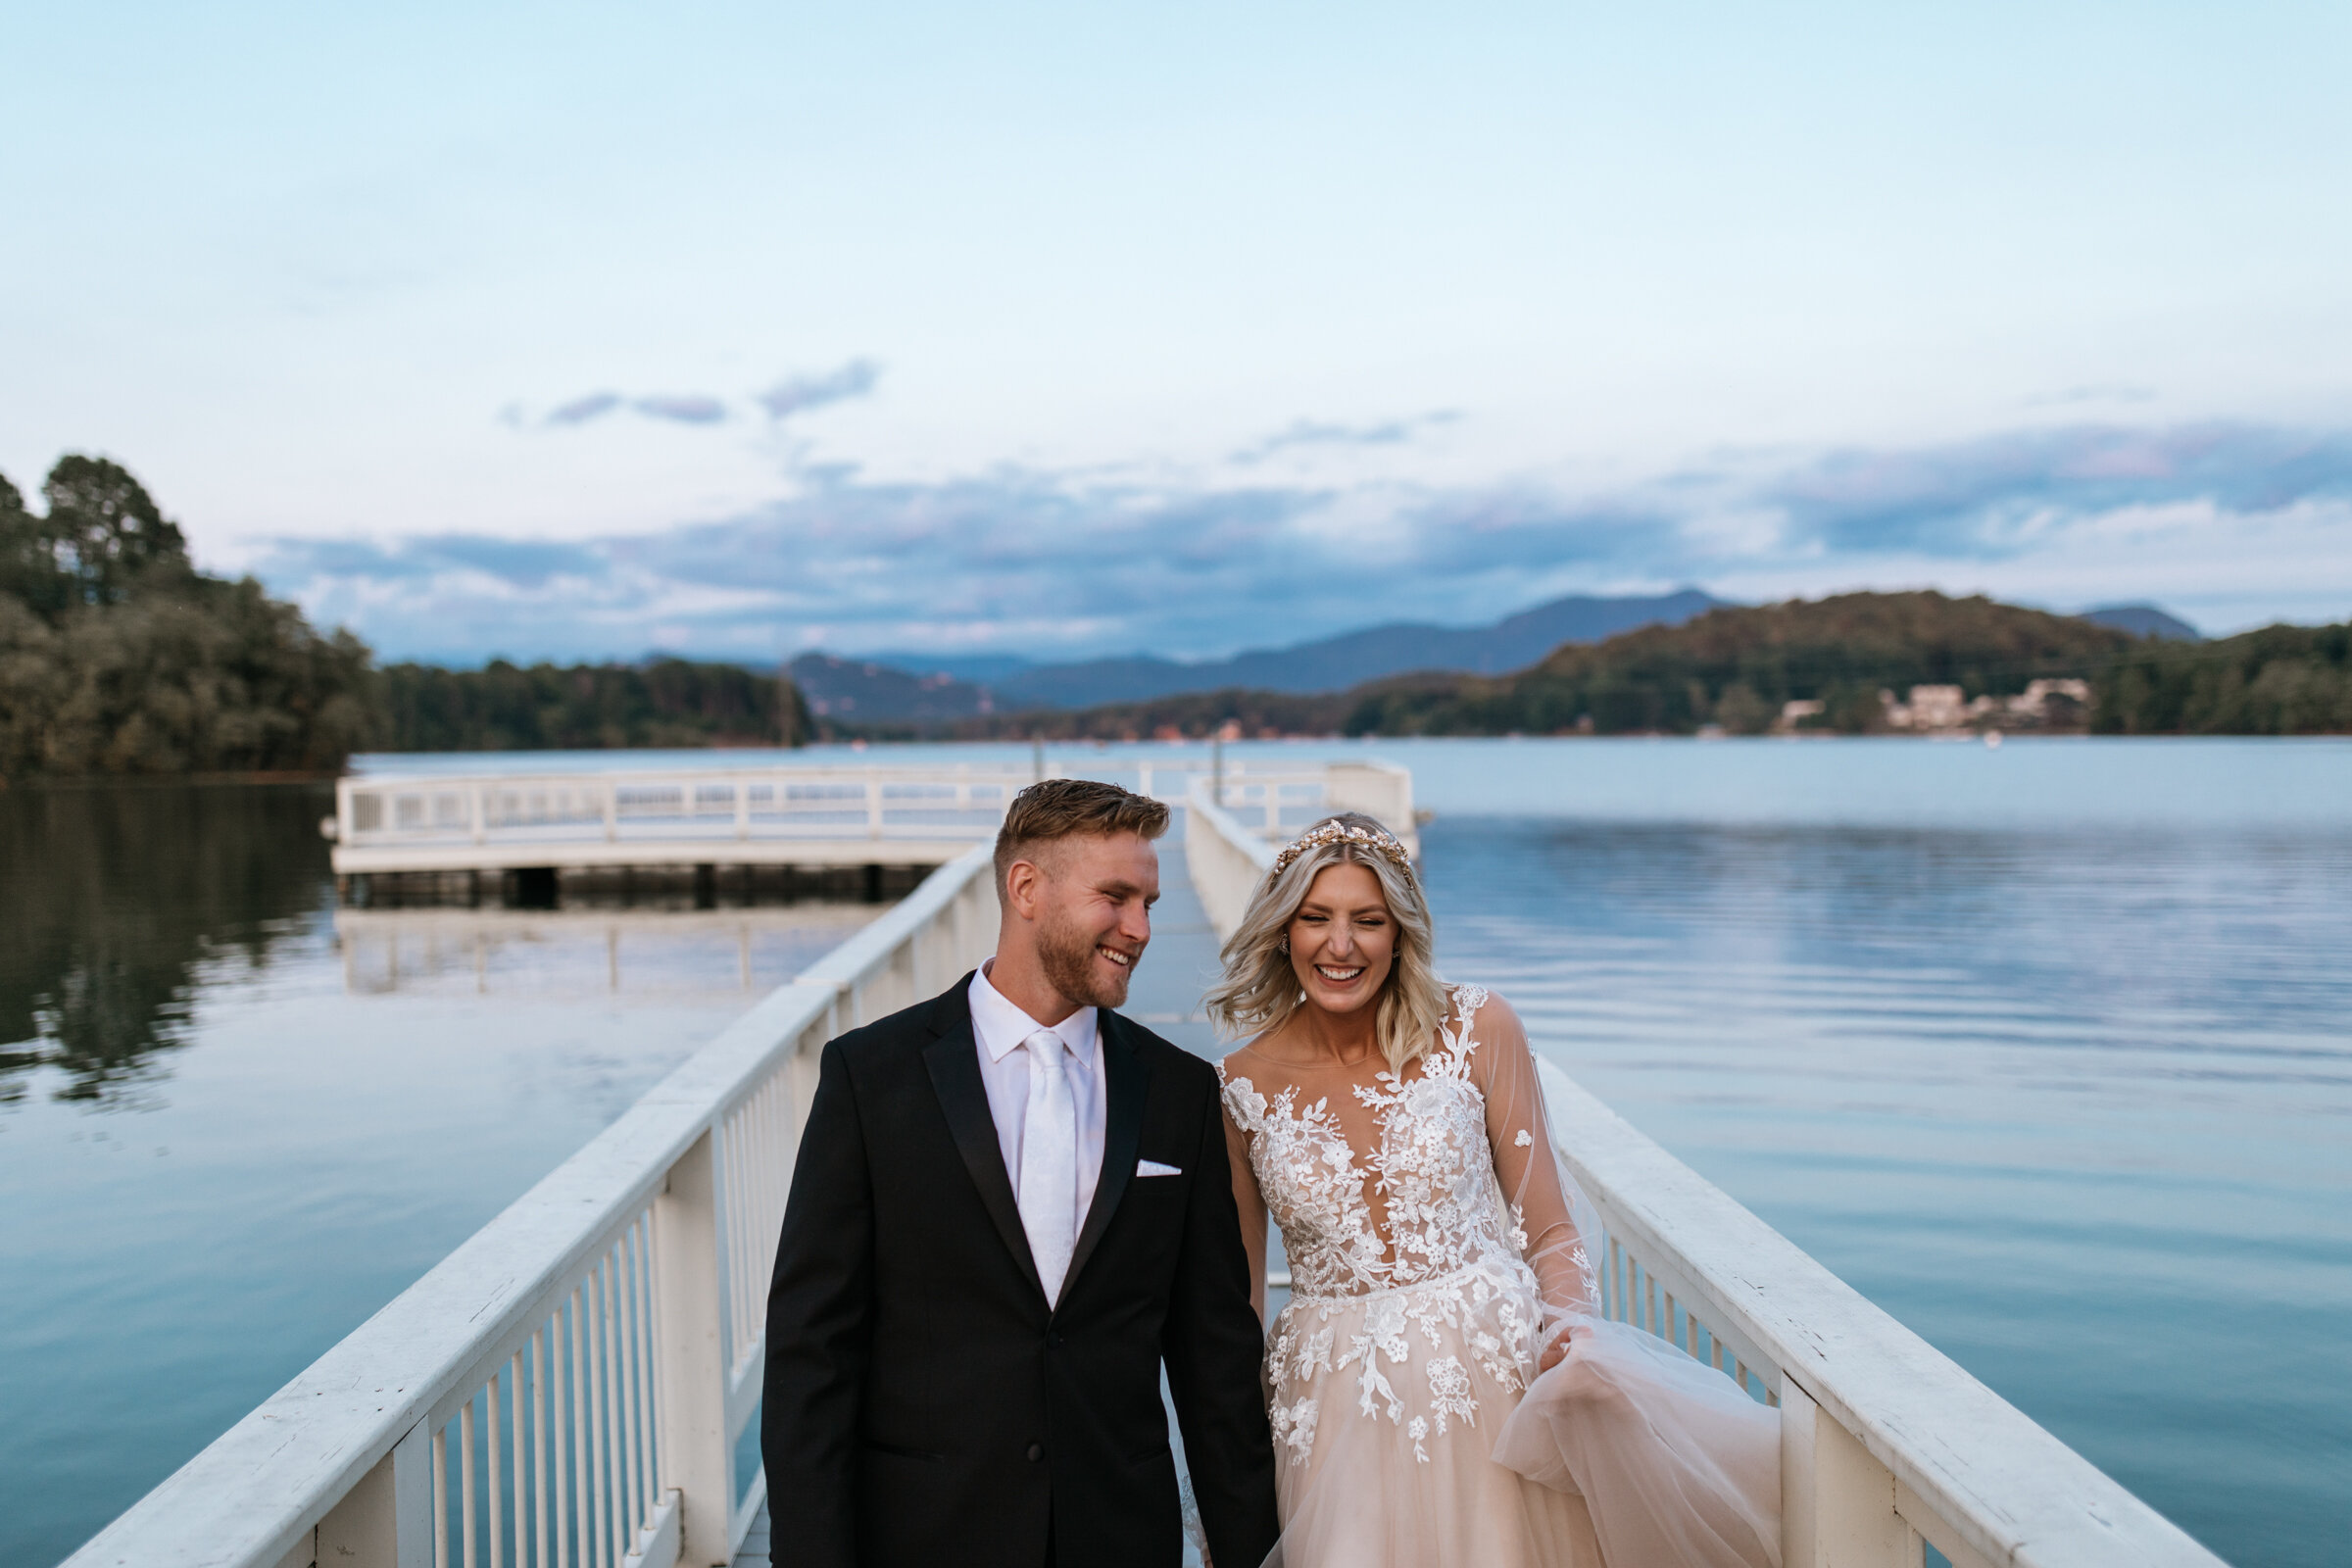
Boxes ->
[1018,1028,1078,1304]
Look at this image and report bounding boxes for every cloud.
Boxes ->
[263,419,2352,663]
[547,391,623,426]
[520,364,879,432]
[756,360,881,421]
[264,534,609,590]
[1752,423,2352,558]
[1233,411,1459,464]
[631,394,728,425]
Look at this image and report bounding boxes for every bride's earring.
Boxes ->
[1278,936,1290,954]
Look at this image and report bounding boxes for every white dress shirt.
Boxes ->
[968,960,1106,1248]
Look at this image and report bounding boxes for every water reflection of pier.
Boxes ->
[334,905,884,997]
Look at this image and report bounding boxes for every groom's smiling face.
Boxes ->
[1029,831,1160,1010]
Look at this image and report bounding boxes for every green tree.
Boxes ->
[41,455,191,606]
[0,456,376,778]
[0,468,74,615]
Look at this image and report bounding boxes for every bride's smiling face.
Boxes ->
[1288,860,1397,1016]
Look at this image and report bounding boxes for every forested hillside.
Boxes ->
[374,659,811,752]
[937,592,2134,738]
[0,458,374,777]
[1348,591,2132,735]
[2094,622,2352,734]
[928,591,2352,740]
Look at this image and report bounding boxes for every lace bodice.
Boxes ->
[1220,985,1529,1298]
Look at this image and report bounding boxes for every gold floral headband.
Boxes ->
[1272,818,1416,883]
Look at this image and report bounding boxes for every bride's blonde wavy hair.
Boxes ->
[1202,812,1449,1075]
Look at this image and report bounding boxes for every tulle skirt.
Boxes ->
[1255,1256,1779,1568]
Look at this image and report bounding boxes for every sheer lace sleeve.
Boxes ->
[1468,991,1598,1338]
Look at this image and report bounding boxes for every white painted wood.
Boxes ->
[1898,1479,2002,1568]
[1320,760,1415,840]
[624,1491,681,1568]
[1805,1387,1909,1566]
[655,1133,734,1568]
[1182,787,1277,941]
[334,762,1403,877]
[1783,1380,1823,1568]
[315,1423,432,1568]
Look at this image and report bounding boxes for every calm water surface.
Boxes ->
[0,784,875,1566]
[4,741,2346,1566]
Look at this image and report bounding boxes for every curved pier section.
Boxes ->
[70,764,2218,1568]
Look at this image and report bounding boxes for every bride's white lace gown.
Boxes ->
[1220,987,1780,1568]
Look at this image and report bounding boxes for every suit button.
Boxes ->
[1026,1443,1045,1463]
[1049,1331,1063,1348]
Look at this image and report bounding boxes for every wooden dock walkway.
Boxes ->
[67,770,2226,1568]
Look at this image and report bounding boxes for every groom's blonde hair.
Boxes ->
[993,778,1169,896]
[1202,812,1448,1075]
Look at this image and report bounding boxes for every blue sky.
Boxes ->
[4,0,2348,662]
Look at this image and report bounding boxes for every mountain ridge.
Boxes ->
[792,589,1727,720]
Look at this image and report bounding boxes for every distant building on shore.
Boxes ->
[1880,679,2091,733]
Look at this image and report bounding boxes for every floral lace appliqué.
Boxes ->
[1224,984,1549,1465]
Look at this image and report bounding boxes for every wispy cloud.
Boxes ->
[261,419,2352,664]
[1232,411,1459,464]
[546,391,624,426]
[519,363,876,432]
[1752,423,2352,557]
[756,360,881,421]
[631,394,728,425]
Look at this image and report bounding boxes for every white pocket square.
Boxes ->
[1136,1159,1182,1177]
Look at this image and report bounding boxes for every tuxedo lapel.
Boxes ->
[920,985,1045,1300]
[1063,1011,1150,1298]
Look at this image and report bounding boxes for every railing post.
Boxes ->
[735,779,750,842]
[654,1132,734,1567]
[1781,1381,1909,1567]
[604,780,619,844]
[866,773,884,840]
[314,1420,432,1568]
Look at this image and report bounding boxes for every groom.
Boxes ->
[762,779,1281,1568]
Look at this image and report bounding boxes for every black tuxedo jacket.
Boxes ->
[761,973,1280,1568]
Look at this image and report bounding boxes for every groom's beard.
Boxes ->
[1038,907,1140,1010]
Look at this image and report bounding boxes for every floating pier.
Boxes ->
[325,760,1418,892]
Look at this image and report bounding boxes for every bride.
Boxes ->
[1203,813,1781,1568]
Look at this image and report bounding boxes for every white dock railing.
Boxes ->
[1183,791,2225,1568]
[67,845,1003,1568]
[330,766,1031,873]
[80,770,2207,1568]
[329,759,1413,877]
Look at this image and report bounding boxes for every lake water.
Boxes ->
[4,739,2347,1566]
